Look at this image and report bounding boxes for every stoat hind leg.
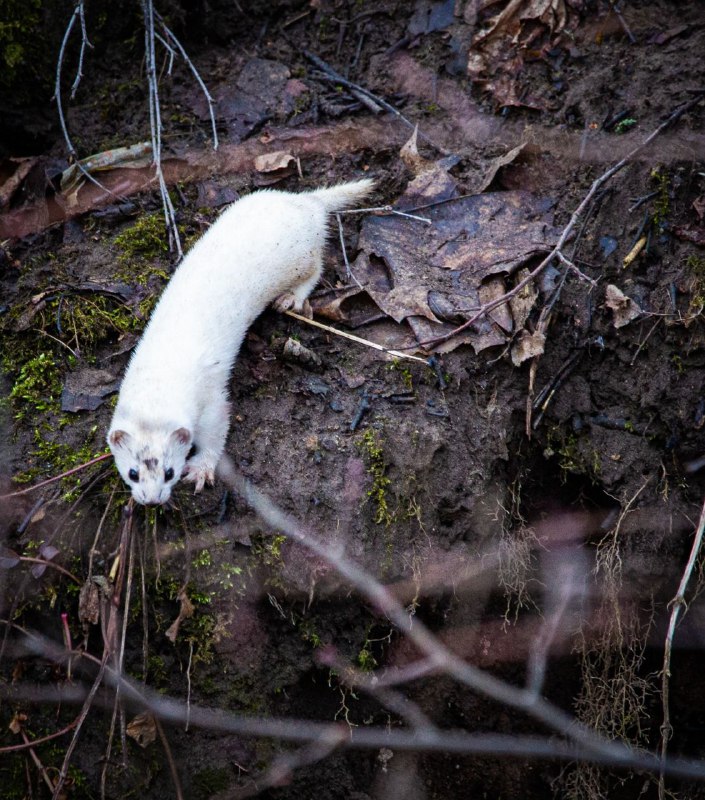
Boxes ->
[182,396,231,492]
[272,261,322,319]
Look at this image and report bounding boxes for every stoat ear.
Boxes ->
[109,430,131,450]
[169,427,192,448]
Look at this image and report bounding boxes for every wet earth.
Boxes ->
[2,1,705,798]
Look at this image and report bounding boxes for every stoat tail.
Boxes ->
[308,178,375,212]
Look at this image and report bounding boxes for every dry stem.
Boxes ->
[658,494,705,799]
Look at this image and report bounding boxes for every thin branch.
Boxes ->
[340,204,432,223]
[319,649,436,730]
[70,0,93,99]
[142,0,183,258]
[54,4,119,200]
[6,669,705,782]
[214,458,641,763]
[0,718,79,754]
[284,310,429,364]
[419,91,705,349]
[305,50,444,152]
[658,494,705,798]
[51,652,110,800]
[155,11,219,150]
[0,453,112,498]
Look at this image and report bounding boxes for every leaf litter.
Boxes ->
[320,135,559,355]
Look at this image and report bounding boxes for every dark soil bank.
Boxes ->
[2,1,705,798]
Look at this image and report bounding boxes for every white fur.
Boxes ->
[108,179,374,505]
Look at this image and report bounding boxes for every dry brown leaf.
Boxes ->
[508,268,539,329]
[350,183,557,352]
[399,126,435,175]
[166,590,195,643]
[511,329,546,366]
[605,284,642,328]
[254,151,295,173]
[126,712,157,748]
[8,713,27,735]
[479,276,513,333]
[467,0,578,109]
[475,142,526,193]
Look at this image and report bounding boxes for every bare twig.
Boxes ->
[341,204,432,223]
[284,310,429,364]
[142,0,182,258]
[419,91,705,349]
[154,11,219,150]
[155,716,185,800]
[214,458,642,762]
[334,213,362,289]
[319,648,435,730]
[52,652,110,800]
[658,494,705,799]
[7,657,705,782]
[304,50,383,115]
[230,728,350,799]
[54,4,119,201]
[70,0,92,99]
[305,51,444,152]
[1,718,79,754]
[0,453,112,498]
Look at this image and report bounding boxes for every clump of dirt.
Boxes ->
[2,2,705,798]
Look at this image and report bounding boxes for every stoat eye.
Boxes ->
[128,468,139,482]
[164,467,175,481]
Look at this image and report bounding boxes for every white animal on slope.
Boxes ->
[108,179,374,505]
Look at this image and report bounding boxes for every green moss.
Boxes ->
[114,213,170,262]
[544,425,601,482]
[614,118,637,134]
[387,359,414,391]
[42,294,144,351]
[14,424,108,496]
[357,643,377,672]
[7,352,61,418]
[357,429,393,526]
[300,618,322,648]
[651,167,671,227]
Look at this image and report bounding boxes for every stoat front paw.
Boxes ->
[273,293,313,319]
[182,460,216,493]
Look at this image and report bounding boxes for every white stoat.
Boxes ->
[108,178,374,505]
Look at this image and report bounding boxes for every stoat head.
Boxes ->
[108,425,192,505]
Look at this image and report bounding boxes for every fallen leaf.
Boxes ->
[399,127,435,175]
[62,368,119,412]
[467,0,578,109]
[0,548,20,569]
[8,713,27,734]
[350,185,557,352]
[508,268,539,329]
[511,329,546,365]
[475,143,526,193]
[408,0,456,37]
[479,276,513,333]
[605,284,642,328]
[126,712,157,748]
[166,590,195,643]
[254,151,295,173]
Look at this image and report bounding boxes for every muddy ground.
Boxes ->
[2,1,705,798]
